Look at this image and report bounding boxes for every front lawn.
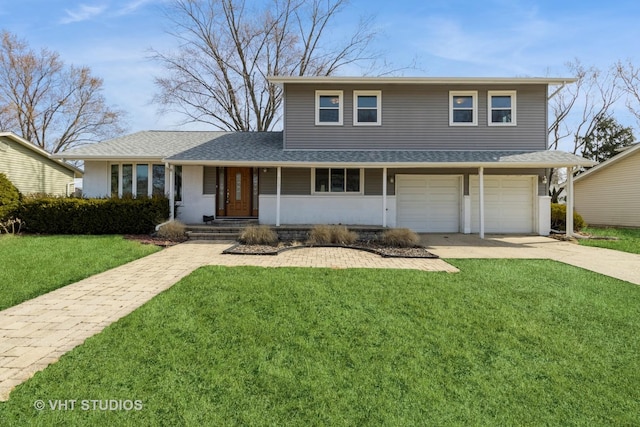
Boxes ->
[0,235,160,310]
[1,261,638,425]
[580,227,640,254]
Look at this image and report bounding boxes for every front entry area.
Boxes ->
[216,167,258,218]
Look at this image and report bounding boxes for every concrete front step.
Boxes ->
[187,231,239,241]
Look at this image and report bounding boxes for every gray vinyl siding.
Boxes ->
[260,168,310,195]
[260,166,543,197]
[0,136,76,196]
[283,84,547,151]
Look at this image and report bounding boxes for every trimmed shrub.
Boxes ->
[381,228,421,248]
[308,225,358,245]
[0,173,21,221]
[551,203,586,232]
[157,220,187,241]
[18,196,170,234]
[239,225,278,245]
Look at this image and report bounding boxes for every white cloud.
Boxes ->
[60,4,108,24]
[117,0,156,16]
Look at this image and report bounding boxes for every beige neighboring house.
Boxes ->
[0,132,82,196]
[574,143,640,227]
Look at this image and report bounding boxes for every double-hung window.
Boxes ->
[314,168,361,193]
[315,90,343,125]
[488,91,516,125]
[449,91,478,126]
[353,90,381,125]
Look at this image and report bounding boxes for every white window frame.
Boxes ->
[353,90,382,126]
[109,162,167,198]
[488,90,517,126]
[449,91,478,126]
[315,90,343,126]
[311,168,364,195]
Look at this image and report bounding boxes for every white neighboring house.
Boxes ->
[55,76,596,236]
[574,143,640,227]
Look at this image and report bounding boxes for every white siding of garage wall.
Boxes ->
[574,152,640,227]
[283,84,548,151]
[0,136,76,196]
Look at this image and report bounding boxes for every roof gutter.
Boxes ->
[164,159,596,169]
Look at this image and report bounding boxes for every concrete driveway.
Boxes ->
[423,234,640,285]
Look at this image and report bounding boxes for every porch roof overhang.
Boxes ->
[165,133,596,169]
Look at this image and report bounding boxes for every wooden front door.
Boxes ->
[226,167,252,216]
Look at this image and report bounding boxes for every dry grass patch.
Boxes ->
[239,225,279,245]
[381,228,421,248]
[308,224,358,245]
[156,220,187,241]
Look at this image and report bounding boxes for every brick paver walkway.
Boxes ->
[0,241,456,400]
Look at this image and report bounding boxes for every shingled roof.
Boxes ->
[56,130,596,168]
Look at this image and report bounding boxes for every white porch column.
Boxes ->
[382,167,388,227]
[566,166,574,237]
[276,166,282,226]
[167,163,175,221]
[463,195,471,234]
[479,167,485,239]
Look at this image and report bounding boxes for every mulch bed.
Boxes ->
[223,241,438,258]
[124,235,438,258]
[123,234,186,247]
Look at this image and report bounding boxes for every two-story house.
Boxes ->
[56,77,595,236]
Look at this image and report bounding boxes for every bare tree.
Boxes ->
[548,61,622,154]
[152,0,381,131]
[617,60,640,129]
[547,61,623,202]
[0,31,126,154]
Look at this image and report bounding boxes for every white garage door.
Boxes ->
[396,175,461,232]
[470,175,535,233]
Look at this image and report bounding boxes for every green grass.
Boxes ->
[580,227,640,254]
[1,261,639,425]
[0,235,160,310]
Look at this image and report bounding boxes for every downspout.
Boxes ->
[66,182,74,197]
[566,166,575,237]
[547,81,567,100]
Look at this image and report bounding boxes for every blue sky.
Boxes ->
[1,0,639,134]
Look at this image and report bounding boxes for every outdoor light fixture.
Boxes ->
[262,168,268,173]
[542,176,548,184]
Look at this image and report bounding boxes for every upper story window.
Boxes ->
[315,90,343,125]
[488,91,516,126]
[353,90,381,126]
[449,91,478,126]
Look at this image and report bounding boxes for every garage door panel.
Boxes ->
[397,175,461,232]
[470,175,534,233]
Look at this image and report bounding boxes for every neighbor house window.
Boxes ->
[488,91,516,125]
[353,90,381,125]
[450,91,478,126]
[315,90,343,125]
[314,168,361,193]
